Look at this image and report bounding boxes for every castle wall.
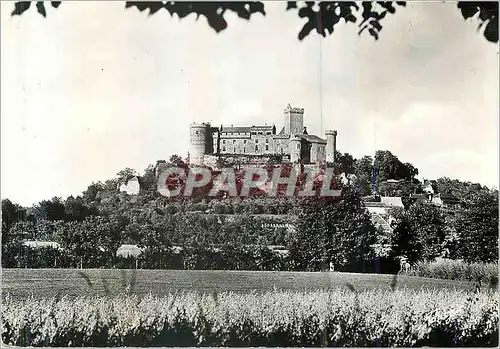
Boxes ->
[309,142,326,163]
[310,142,319,164]
[274,137,290,155]
[217,132,290,156]
[289,137,301,163]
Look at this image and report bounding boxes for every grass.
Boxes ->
[1,268,485,300]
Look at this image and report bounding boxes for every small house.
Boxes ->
[432,193,461,209]
[118,176,141,195]
[380,196,404,208]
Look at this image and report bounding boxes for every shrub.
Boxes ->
[405,259,498,286]
[1,243,72,268]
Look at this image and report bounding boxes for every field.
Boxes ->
[1,268,483,299]
[2,289,498,346]
[3,269,497,346]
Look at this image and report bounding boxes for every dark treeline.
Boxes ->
[2,152,498,272]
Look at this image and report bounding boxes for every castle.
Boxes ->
[189,104,337,166]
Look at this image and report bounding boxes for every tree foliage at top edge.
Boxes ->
[10,1,498,43]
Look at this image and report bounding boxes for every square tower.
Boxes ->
[283,104,304,135]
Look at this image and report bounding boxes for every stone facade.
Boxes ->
[189,104,337,166]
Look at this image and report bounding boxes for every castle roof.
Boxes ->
[220,125,275,133]
[297,134,327,144]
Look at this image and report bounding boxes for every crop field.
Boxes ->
[2,289,498,346]
[1,268,484,300]
[2,269,498,346]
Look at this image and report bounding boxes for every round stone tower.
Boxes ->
[325,130,337,164]
[190,123,209,166]
[289,135,301,163]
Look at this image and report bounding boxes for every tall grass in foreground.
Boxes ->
[405,259,498,286]
[2,289,498,347]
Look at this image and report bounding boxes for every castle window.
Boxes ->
[233,140,236,144]
[265,138,269,143]
[233,148,236,153]
[196,131,199,135]
[258,132,263,135]
[251,132,256,135]
[222,146,226,152]
[267,132,271,135]
[265,145,269,151]
[223,140,226,144]
[244,140,247,144]
[243,147,246,153]
[255,139,258,143]
[255,145,258,151]
[297,143,300,149]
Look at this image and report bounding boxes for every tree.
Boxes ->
[64,195,98,221]
[374,150,411,182]
[32,197,66,221]
[81,182,104,205]
[168,154,184,166]
[402,162,419,180]
[455,189,498,263]
[1,199,26,233]
[55,215,124,268]
[354,155,373,196]
[289,186,377,272]
[140,164,157,191]
[10,2,498,43]
[117,167,137,180]
[334,151,356,175]
[390,202,447,264]
[433,177,486,201]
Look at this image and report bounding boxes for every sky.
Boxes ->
[1,1,498,206]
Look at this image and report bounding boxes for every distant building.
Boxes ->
[422,180,435,195]
[118,176,141,195]
[189,104,338,166]
[409,193,428,204]
[116,244,144,258]
[22,240,62,250]
[432,193,461,209]
[380,196,404,208]
[386,179,404,184]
